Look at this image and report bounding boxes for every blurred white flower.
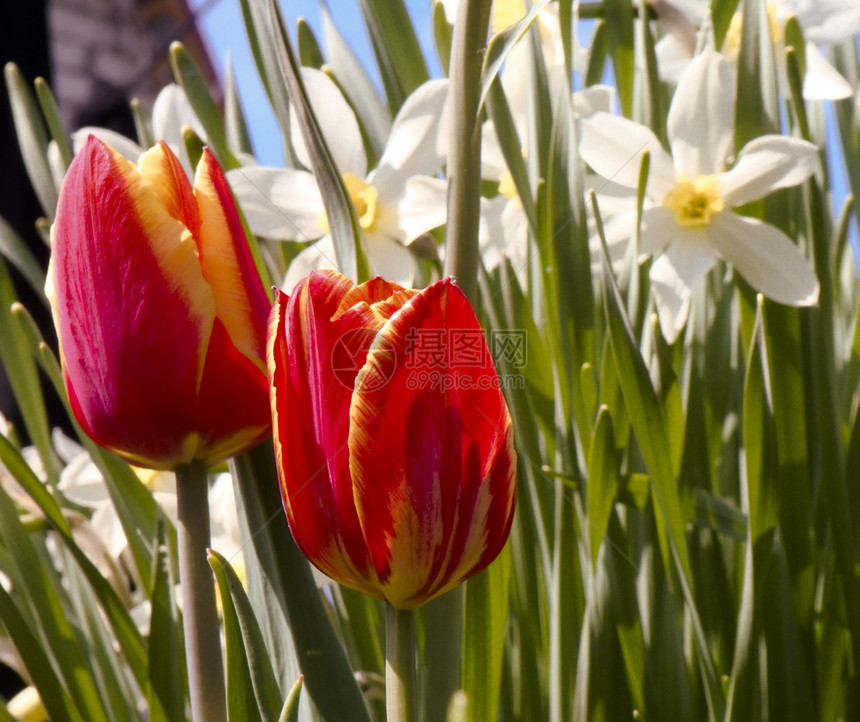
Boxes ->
[71,83,206,171]
[227,70,450,287]
[60,462,244,588]
[580,48,820,342]
[480,84,613,274]
[653,0,859,100]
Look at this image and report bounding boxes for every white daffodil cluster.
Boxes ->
[654,0,860,99]
[581,48,820,341]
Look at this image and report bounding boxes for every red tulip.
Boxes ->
[47,136,272,469]
[267,270,516,609]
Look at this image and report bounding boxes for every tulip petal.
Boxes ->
[194,148,271,371]
[269,271,403,596]
[51,136,215,468]
[137,142,200,237]
[195,317,271,466]
[348,279,516,608]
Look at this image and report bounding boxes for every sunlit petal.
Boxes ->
[667,48,734,177]
[579,113,676,197]
[650,237,716,343]
[802,43,853,100]
[226,166,324,241]
[708,213,819,306]
[719,135,818,207]
[291,68,366,177]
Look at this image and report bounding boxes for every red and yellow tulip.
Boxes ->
[47,136,272,469]
[267,270,516,609]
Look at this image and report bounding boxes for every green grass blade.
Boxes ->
[355,0,429,113]
[462,544,511,722]
[265,0,369,282]
[0,582,86,722]
[210,549,283,722]
[231,443,371,722]
[147,522,188,722]
[4,63,57,217]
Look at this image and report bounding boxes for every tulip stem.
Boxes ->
[386,603,416,722]
[443,0,492,304]
[175,460,227,722]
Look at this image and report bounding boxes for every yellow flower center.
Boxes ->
[492,0,525,34]
[498,171,521,205]
[662,175,725,227]
[725,4,782,55]
[318,173,379,233]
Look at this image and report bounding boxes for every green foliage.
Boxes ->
[0,1,859,720]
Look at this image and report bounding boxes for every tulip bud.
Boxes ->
[268,270,516,609]
[47,136,271,469]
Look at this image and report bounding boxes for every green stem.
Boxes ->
[175,461,226,722]
[422,587,464,722]
[443,0,492,304]
[385,603,416,722]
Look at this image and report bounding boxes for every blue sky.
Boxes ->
[192,0,439,166]
[189,0,855,248]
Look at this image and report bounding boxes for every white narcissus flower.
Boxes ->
[227,70,450,288]
[653,0,859,100]
[580,48,820,342]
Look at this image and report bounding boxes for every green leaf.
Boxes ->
[265,0,370,282]
[462,545,511,722]
[224,57,255,156]
[231,443,371,722]
[0,583,86,722]
[238,0,293,152]
[210,550,264,722]
[0,258,57,484]
[586,406,620,568]
[210,549,283,722]
[296,18,326,69]
[432,0,453,76]
[4,63,58,217]
[0,482,109,721]
[130,98,155,148]
[34,78,72,166]
[0,431,68,536]
[0,216,48,302]
[603,0,635,117]
[595,202,725,717]
[278,676,303,722]
[479,0,552,113]
[711,0,741,49]
[147,522,187,722]
[355,0,430,114]
[321,4,390,160]
[170,42,236,169]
